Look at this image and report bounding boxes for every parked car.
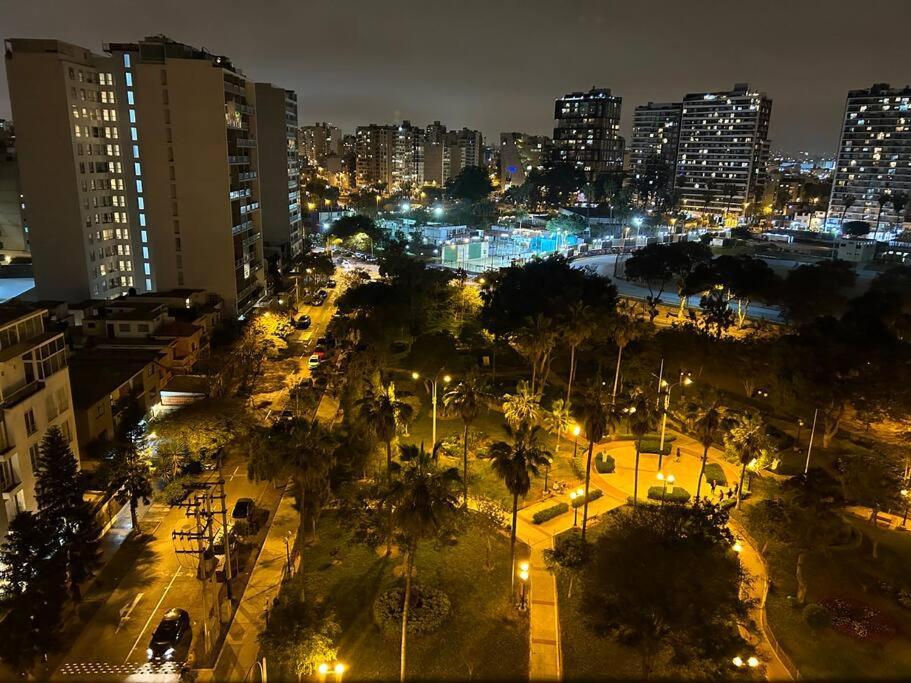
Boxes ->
[326,279,337,289]
[295,314,311,329]
[308,354,322,370]
[316,289,328,300]
[147,608,191,662]
[232,498,258,535]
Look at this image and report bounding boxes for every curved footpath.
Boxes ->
[499,430,797,681]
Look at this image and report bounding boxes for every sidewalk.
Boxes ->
[206,485,297,682]
[844,505,911,531]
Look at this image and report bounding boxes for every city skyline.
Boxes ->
[2,0,910,156]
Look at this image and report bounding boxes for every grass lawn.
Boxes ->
[294,511,528,681]
[737,498,911,679]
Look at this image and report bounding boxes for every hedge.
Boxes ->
[616,433,676,443]
[595,454,615,474]
[533,502,569,524]
[646,485,691,503]
[374,585,451,635]
[639,440,672,456]
[571,489,603,509]
[703,463,727,486]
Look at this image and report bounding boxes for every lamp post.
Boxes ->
[731,654,759,670]
[901,489,909,527]
[656,368,693,469]
[569,487,584,526]
[571,424,581,466]
[656,472,675,504]
[318,662,347,683]
[795,418,805,451]
[411,370,451,446]
[518,561,530,610]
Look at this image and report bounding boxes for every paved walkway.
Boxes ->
[844,505,911,532]
[205,485,296,682]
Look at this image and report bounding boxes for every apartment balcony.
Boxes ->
[242,232,261,249]
[236,103,255,115]
[1,477,23,501]
[232,220,254,236]
[240,202,260,216]
[1,380,45,410]
[228,155,250,165]
[236,138,257,149]
[229,188,252,201]
[238,171,257,182]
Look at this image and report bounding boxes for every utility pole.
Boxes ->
[804,408,819,475]
[216,479,234,600]
[171,499,212,654]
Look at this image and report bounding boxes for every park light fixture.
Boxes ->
[656,472,665,482]
[572,424,581,437]
[319,663,330,675]
[732,540,743,554]
[682,375,694,386]
[732,656,744,668]
[443,374,452,384]
[335,663,346,675]
[747,656,759,668]
[666,474,675,485]
[411,371,420,380]
[433,206,444,217]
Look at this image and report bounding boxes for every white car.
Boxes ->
[308,354,321,370]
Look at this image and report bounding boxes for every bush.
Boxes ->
[160,478,192,506]
[646,486,691,503]
[533,503,569,524]
[616,433,676,444]
[374,585,451,635]
[570,489,603,509]
[639,440,672,456]
[804,603,832,630]
[595,454,615,474]
[703,463,727,486]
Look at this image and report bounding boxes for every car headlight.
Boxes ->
[164,647,175,659]
[147,648,154,658]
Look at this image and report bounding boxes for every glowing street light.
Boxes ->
[433,205,444,217]
[732,540,743,554]
[411,370,451,445]
[518,561,530,610]
[569,486,585,526]
[571,424,581,463]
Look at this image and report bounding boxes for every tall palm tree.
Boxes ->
[891,191,908,236]
[626,388,657,509]
[575,380,619,540]
[723,411,772,509]
[484,424,552,593]
[609,301,649,402]
[387,443,462,682]
[355,381,414,476]
[502,380,541,430]
[515,314,557,394]
[874,192,891,240]
[443,375,486,506]
[691,401,727,502]
[543,398,573,459]
[563,302,592,404]
[838,193,857,231]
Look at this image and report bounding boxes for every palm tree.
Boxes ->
[387,443,462,682]
[443,375,486,506]
[874,192,891,240]
[502,380,541,430]
[723,412,772,509]
[691,401,727,502]
[839,193,857,231]
[484,424,552,593]
[515,314,557,394]
[575,380,619,540]
[891,191,908,236]
[563,303,592,404]
[543,398,573,459]
[626,388,657,509]
[609,301,649,402]
[356,381,414,476]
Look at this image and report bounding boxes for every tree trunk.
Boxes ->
[795,551,807,605]
[568,573,575,599]
[581,440,595,540]
[510,492,519,596]
[633,441,641,510]
[736,462,747,509]
[695,445,708,503]
[566,345,576,405]
[400,547,415,683]
[129,497,139,532]
[462,424,470,508]
[485,535,492,571]
[386,440,393,476]
[677,294,686,318]
[612,345,624,403]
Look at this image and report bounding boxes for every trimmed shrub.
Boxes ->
[595,454,615,474]
[533,503,569,524]
[616,433,676,443]
[646,486,691,503]
[374,585,451,635]
[703,463,727,486]
[804,603,832,630]
[570,489,603,509]
[639,440,672,456]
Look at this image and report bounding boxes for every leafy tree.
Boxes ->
[692,288,736,339]
[723,411,774,509]
[543,532,592,597]
[151,398,248,459]
[524,163,586,206]
[34,427,100,601]
[582,503,749,678]
[546,212,587,235]
[355,382,414,476]
[891,191,908,234]
[624,244,677,321]
[446,166,493,202]
[443,375,487,506]
[473,495,507,571]
[778,261,856,325]
[260,588,340,680]
[484,424,551,593]
[502,380,541,430]
[105,400,153,532]
[842,220,871,237]
[386,443,462,681]
[329,214,384,250]
[576,379,619,539]
[709,254,780,327]
[834,449,904,523]
[0,512,67,673]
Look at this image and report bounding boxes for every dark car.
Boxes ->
[316,289,329,300]
[295,314,311,330]
[232,497,258,534]
[326,279,337,289]
[147,608,190,661]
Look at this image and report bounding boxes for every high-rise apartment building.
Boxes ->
[393,121,424,189]
[0,121,29,254]
[299,122,341,167]
[829,83,911,232]
[355,124,395,188]
[5,39,145,301]
[0,306,77,538]
[552,87,624,182]
[6,36,276,316]
[255,84,302,262]
[451,128,483,170]
[630,102,682,201]
[499,132,552,187]
[675,83,772,221]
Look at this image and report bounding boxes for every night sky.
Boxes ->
[2,0,909,156]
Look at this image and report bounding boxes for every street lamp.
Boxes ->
[732,654,759,669]
[518,561,530,610]
[901,489,909,527]
[655,366,694,469]
[318,662,347,682]
[656,472,675,503]
[732,540,743,554]
[412,370,451,446]
[571,424,581,464]
[569,486,585,526]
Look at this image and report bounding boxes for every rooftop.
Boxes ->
[68,350,160,409]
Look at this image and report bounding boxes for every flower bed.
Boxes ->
[374,585,452,635]
[821,598,896,641]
